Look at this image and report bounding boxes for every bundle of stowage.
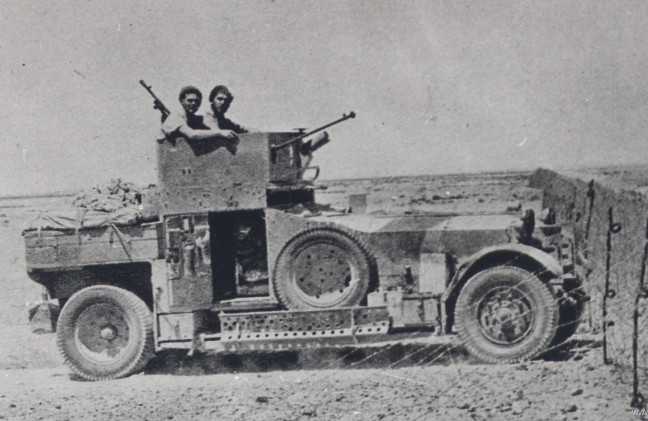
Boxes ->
[23,179,158,232]
[72,178,141,212]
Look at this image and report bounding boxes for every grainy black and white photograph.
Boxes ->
[1,1,648,420]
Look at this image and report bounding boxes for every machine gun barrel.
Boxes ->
[139,79,171,122]
[271,111,356,151]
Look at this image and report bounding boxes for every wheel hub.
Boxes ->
[478,287,534,345]
[99,325,117,341]
[75,302,130,362]
[291,241,358,306]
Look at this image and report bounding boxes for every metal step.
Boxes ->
[218,305,390,351]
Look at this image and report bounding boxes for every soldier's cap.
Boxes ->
[209,85,234,103]
[178,85,202,101]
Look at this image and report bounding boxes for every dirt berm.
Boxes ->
[529,168,648,370]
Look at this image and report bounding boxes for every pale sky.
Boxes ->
[2,0,648,196]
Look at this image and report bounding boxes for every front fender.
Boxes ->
[443,243,563,304]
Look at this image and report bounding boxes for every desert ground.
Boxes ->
[0,170,643,420]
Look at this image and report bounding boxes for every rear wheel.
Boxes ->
[455,266,558,363]
[273,228,371,310]
[56,285,154,381]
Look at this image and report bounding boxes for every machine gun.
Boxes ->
[271,111,356,154]
[139,80,170,122]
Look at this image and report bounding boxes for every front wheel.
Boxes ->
[56,285,154,381]
[551,293,585,347]
[455,266,559,363]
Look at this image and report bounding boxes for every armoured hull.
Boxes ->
[267,210,530,294]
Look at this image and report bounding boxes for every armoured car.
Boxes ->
[23,112,585,380]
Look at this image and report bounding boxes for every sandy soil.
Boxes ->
[0,349,637,421]
[0,171,644,420]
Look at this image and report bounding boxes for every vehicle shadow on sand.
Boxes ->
[143,337,600,376]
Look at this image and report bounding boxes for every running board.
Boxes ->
[218,306,390,351]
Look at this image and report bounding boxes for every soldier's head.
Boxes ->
[209,85,234,115]
[178,86,202,116]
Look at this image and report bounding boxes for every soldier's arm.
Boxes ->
[177,125,238,141]
[161,112,237,142]
[227,118,250,134]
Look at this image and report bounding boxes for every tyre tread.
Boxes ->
[455,266,559,363]
[56,285,154,381]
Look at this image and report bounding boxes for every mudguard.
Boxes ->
[443,243,563,304]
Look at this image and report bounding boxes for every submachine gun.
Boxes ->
[139,80,170,122]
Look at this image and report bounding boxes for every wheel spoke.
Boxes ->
[477,286,535,345]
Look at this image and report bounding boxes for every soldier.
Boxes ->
[161,85,239,143]
[205,85,249,134]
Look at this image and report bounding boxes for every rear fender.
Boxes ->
[28,262,155,310]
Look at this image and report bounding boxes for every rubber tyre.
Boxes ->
[455,266,559,363]
[551,297,584,347]
[273,228,372,310]
[56,285,154,381]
